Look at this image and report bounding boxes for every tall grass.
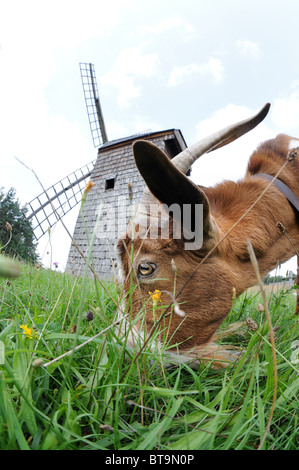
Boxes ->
[0,258,298,450]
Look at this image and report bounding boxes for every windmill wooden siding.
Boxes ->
[66,129,187,279]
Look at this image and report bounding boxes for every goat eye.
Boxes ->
[138,262,156,277]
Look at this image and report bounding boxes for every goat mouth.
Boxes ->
[114,309,244,370]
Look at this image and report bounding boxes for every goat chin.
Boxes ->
[115,312,247,370]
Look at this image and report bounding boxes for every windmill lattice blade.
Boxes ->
[80,62,108,147]
[25,160,95,240]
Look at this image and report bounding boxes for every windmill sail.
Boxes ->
[80,62,108,147]
[24,62,108,240]
[25,160,95,240]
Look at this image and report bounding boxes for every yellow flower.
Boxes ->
[19,324,37,339]
[84,180,95,195]
[149,289,162,302]
[81,181,95,206]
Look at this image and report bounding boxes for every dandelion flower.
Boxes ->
[19,324,37,339]
[149,289,162,302]
[81,181,95,205]
[86,180,95,191]
[83,181,95,198]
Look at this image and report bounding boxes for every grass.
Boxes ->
[0,261,298,450]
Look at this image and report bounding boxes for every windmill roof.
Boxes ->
[98,128,187,152]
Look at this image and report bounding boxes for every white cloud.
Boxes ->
[0,0,133,191]
[190,103,274,187]
[0,0,131,53]
[271,86,299,132]
[140,16,195,35]
[236,40,262,60]
[168,58,225,87]
[101,44,160,107]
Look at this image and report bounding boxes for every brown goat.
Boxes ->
[117,103,299,367]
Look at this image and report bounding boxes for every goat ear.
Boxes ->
[133,140,219,250]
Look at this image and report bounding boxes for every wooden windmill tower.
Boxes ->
[25,63,188,279]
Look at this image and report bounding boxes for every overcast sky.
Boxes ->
[1,0,299,275]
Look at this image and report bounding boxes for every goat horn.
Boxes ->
[172,103,270,174]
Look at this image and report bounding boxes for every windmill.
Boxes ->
[24,62,187,279]
[25,63,108,240]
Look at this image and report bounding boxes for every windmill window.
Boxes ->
[105,177,115,190]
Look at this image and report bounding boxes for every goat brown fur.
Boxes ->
[117,131,299,354]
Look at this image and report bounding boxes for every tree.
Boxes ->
[0,187,39,263]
